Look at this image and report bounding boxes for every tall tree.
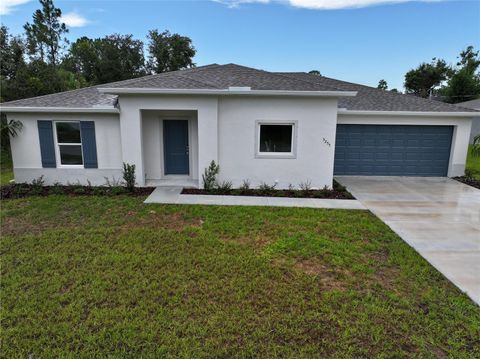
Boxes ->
[147,30,195,74]
[404,59,450,98]
[24,0,68,66]
[64,34,146,84]
[377,79,388,90]
[309,70,321,75]
[440,46,480,103]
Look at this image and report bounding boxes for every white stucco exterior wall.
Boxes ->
[117,95,218,186]
[337,114,473,177]
[217,97,338,189]
[8,112,122,185]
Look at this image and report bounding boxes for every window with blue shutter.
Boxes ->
[37,120,56,168]
[80,121,98,168]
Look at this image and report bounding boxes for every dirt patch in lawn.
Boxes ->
[1,216,64,236]
[294,259,349,291]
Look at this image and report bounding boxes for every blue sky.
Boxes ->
[1,0,479,90]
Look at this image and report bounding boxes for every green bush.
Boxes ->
[123,163,136,192]
[202,160,220,190]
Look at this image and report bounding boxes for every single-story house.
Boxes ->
[1,64,476,189]
[456,98,480,144]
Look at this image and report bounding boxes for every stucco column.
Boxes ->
[119,105,145,186]
[448,119,473,177]
[197,100,219,183]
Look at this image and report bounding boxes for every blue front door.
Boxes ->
[163,120,189,175]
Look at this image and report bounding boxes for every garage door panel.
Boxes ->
[334,125,453,176]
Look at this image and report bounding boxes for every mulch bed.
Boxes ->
[453,176,480,189]
[182,181,355,200]
[0,184,155,200]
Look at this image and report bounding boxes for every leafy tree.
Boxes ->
[62,36,98,83]
[64,34,146,84]
[24,0,68,66]
[377,79,388,90]
[147,29,195,74]
[309,70,321,75]
[404,58,450,98]
[440,46,480,103]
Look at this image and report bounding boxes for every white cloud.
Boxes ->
[287,0,441,10]
[0,0,31,15]
[215,0,445,10]
[60,12,90,27]
[213,0,271,8]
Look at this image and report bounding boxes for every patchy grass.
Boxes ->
[0,149,13,186]
[1,196,479,357]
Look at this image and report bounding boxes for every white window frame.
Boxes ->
[53,121,84,168]
[255,120,297,159]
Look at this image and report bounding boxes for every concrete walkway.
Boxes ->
[144,187,366,210]
[336,176,480,305]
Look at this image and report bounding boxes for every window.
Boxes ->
[257,122,296,157]
[55,122,83,166]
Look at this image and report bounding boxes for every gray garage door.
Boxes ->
[334,125,453,176]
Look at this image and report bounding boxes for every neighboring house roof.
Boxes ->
[456,98,480,110]
[0,63,477,113]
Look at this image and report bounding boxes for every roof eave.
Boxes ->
[97,88,358,97]
[0,106,119,114]
[338,109,477,117]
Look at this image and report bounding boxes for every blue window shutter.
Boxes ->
[80,121,98,168]
[37,120,56,168]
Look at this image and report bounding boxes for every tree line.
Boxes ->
[0,0,196,103]
[376,46,480,103]
[2,0,479,106]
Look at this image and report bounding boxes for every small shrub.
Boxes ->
[299,180,312,194]
[92,187,105,196]
[31,176,45,187]
[202,160,220,190]
[288,183,295,191]
[123,163,136,192]
[72,186,87,195]
[50,183,64,195]
[240,179,251,191]
[258,182,276,195]
[216,180,233,194]
[104,176,122,187]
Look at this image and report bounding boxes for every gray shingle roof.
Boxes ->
[103,63,343,91]
[456,98,480,110]
[1,63,476,113]
[277,72,476,113]
[0,85,117,108]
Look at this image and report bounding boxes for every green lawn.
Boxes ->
[1,196,479,357]
[467,145,480,179]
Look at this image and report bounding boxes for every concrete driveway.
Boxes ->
[336,176,480,305]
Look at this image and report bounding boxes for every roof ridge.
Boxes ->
[273,71,346,92]
[101,64,220,88]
